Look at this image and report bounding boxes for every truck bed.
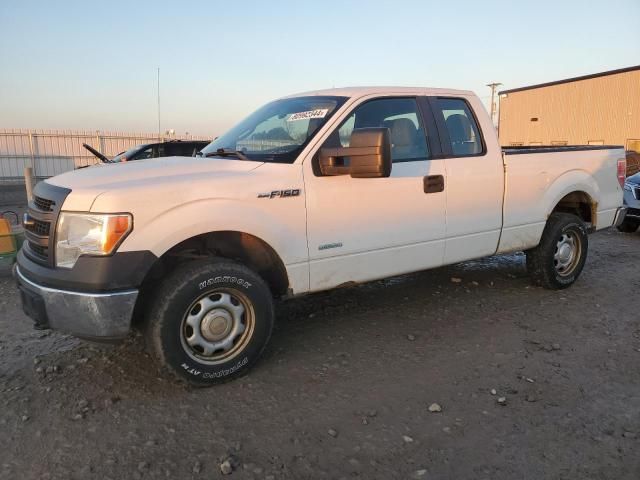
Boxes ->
[497,144,625,253]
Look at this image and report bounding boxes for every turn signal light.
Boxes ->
[102,215,133,253]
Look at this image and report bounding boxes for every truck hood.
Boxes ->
[46,156,264,211]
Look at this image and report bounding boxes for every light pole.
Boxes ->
[486,82,502,126]
[157,67,161,139]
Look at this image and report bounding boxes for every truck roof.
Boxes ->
[282,86,475,99]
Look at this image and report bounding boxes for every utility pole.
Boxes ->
[486,82,502,126]
[157,67,161,140]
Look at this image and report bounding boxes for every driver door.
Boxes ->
[303,96,447,292]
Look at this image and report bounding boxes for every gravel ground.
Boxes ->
[0,229,639,480]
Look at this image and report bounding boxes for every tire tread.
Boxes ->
[144,258,273,386]
[526,213,588,290]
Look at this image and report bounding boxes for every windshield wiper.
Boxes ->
[202,148,250,161]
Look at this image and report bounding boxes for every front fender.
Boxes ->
[119,198,307,266]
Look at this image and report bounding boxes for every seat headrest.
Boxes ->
[446,114,473,143]
[386,118,417,146]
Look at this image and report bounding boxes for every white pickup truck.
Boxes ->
[15,87,627,385]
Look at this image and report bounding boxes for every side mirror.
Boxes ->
[319,128,392,178]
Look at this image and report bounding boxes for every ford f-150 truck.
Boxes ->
[15,87,627,385]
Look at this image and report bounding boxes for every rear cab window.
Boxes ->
[432,98,485,157]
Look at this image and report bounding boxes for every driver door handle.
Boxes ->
[424,175,445,193]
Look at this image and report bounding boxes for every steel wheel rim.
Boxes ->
[180,288,255,365]
[553,231,581,277]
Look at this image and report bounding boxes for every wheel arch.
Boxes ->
[544,170,600,228]
[131,230,290,327]
[549,190,597,227]
[150,230,288,294]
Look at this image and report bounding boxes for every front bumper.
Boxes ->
[15,265,137,340]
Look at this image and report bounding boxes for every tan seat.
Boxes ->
[386,118,420,159]
[446,114,479,155]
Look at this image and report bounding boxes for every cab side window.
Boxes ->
[326,98,430,163]
[433,98,484,156]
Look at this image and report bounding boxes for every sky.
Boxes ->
[0,0,638,137]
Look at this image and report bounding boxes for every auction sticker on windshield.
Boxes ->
[287,109,329,122]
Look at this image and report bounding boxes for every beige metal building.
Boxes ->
[498,65,640,151]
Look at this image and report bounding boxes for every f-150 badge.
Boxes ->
[257,189,301,199]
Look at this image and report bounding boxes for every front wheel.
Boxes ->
[526,213,588,290]
[145,258,274,386]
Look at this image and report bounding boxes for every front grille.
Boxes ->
[34,196,55,212]
[627,207,640,217]
[24,202,53,265]
[634,187,640,201]
[25,218,50,237]
[28,243,48,260]
[23,183,70,267]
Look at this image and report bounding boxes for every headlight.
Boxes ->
[55,212,132,268]
[623,182,633,192]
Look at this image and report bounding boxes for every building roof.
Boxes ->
[499,65,640,95]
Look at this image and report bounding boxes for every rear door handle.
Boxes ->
[424,175,445,193]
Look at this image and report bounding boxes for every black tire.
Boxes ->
[526,213,588,290]
[145,258,274,386]
[617,219,639,233]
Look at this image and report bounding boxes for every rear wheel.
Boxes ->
[526,213,588,290]
[617,219,639,233]
[145,258,274,386]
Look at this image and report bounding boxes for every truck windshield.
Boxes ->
[200,96,347,163]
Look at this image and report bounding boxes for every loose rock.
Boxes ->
[328,428,338,438]
[497,397,507,406]
[428,403,442,413]
[220,460,233,475]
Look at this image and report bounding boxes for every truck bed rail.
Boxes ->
[502,145,624,155]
